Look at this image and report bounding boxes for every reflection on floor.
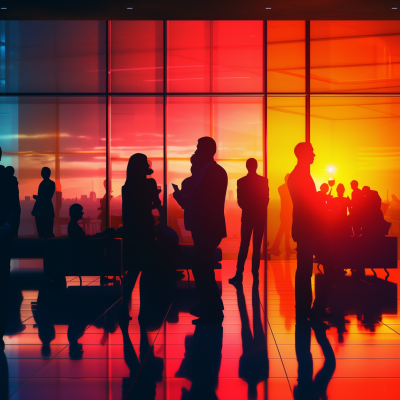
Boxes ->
[2,260,400,399]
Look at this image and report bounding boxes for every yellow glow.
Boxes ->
[327,164,336,174]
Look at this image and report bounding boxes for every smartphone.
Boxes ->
[172,183,179,191]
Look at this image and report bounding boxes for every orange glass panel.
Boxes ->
[167,21,263,93]
[167,96,263,255]
[167,21,211,93]
[311,21,400,93]
[110,96,164,227]
[212,21,263,93]
[111,21,164,93]
[267,96,305,252]
[311,96,400,240]
[267,21,305,93]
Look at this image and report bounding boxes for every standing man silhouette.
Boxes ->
[0,147,21,349]
[229,158,269,284]
[32,167,55,238]
[287,143,321,318]
[174,137,227,325]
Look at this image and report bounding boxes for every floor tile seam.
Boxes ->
[9,296,124,399]
[258,291,293,393]
[123,302,173,400]
[376,318,400,336]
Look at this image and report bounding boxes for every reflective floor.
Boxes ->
[2,259,400,399]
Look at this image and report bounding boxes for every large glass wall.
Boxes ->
[1,20,399,258]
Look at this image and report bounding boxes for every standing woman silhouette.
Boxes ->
[32,167,55,238]
[120,153,162,319]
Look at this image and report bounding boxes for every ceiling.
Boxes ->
[1,0,400,20]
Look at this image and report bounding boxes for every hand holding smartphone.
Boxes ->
[172,183,180,192]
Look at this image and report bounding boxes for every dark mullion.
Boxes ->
[306,20,311,143]
[163,20,168,224]
[106,20,111,230]
[263,19,268,330]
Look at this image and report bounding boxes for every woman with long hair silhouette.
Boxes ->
[120,153,162,320]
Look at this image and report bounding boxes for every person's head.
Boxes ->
[336,183,345,197]
[5,166,14,176]
[362,186,371,195]
[320,183,329,194]
[41,167,51,179]
[246,158,258,174]
[69,203,84,221]
[284,173,290,183]
[350,180,358,190]
[126,153,153,183]
[294,142,315,165]
[193,137,217,165]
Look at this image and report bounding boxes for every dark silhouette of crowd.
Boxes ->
[0,139,393,359]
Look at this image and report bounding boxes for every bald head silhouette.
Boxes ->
[246,158,258,174]
[294,142,315,165]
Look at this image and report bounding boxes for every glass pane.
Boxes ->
[167,21,263,93]
[311,21,400,93]
[110,97,164,229]
[4,21,106,93]
[267,96,305,257]
[311,96,400,210]
[0,97,106,237]
[212,21,263,93]
[111,21,164,93]
[167,96,263,258]
[167,21,211,93]
[267,21,305,93]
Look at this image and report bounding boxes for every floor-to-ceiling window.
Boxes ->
[1,20,399,258]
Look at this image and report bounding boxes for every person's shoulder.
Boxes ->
[237,176,246,185]
[212,162,227,177]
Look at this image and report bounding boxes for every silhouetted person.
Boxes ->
[173,137,227,325]
[0,147,21,349]
[68,203,116,286]
[235,282,269,399]
[361,190,390,238]
[32,167,55,238]
[328,183,352,239]
[288,143,332,319]
[229,158,269,284]
[350,180,363,236]
[294,319,336,400]
[120,153,162,320]
[269,173,295,257]
[98,179,112,232]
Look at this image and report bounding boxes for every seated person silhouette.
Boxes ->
[31,167,56,238]
[229,158,269,284]
[360,190,390,238]
[328,183,352,239]
[68,203,115,285]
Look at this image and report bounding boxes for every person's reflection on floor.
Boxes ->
[294,319,336,400]
[0,350,8,400]
[119,318,163,400]
[177,324,223,400]
[235,281,269,399]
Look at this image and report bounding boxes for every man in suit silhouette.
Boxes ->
[32,167,56,238]
[174,137,227,325]
[229,158,269,284]
[0,147,21,349]
[288,142,329,319]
